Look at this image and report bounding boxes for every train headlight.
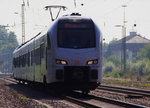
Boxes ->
[56,59,67,65]
[87,59,98,65]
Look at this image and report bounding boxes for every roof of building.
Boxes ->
[114,32,150,44]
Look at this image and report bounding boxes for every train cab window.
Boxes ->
[58,22,96,49]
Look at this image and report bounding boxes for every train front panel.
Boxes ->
[47,16,102,90]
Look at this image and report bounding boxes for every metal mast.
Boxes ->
[122,5,127,73]
[22,0,25,44]
[74,0,77,8]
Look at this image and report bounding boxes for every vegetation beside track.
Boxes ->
[18,94,30,100]
[102,78,150,89]
[103,41,150,82]
[0,25,18,73]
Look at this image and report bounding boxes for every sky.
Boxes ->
[0,0,150,43]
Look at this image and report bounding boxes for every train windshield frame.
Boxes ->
[57,22,96,49]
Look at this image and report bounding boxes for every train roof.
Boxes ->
[15,27,48,50]
[58,13,93,22]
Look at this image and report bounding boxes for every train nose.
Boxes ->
[72,68,83,80]
[64,66,89,83]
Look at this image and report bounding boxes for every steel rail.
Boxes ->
[65,96,101,108]
[89,94,146,108]
[4,78,148,107]
[67,91,147,108]
[3,78,102,108]
[98,85,150,97]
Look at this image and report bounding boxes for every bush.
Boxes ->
[112,70,123,78]
[107,56,121,67]
[146,75,150,81]
[103,62,115,74]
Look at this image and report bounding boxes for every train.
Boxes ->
[12,13,102,94]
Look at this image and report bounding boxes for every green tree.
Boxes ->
[136,43,150,60]
[0,25,18,72]
[107,55,121,67]
[103,61,115,74]
[102,42,109,58]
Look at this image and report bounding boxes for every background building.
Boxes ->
[107,31,150,60]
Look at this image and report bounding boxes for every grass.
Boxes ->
[18,94,30,100]
[135,82,150,87]
[102,77,150,88]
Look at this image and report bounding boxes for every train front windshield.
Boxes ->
[58,22,96,49]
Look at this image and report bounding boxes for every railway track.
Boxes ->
[98,85,150,98]
[89,93,146,108]
[65,96,102,108]
[2,78,148,108]
[1,78,77,108]
[2,78,103,108]
[1,78,102,108]
[67,91,147,108]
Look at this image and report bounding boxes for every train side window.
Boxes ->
[14,57,16,67]
[47,34,51,49]
[20,56,22,67]
[35,49,37,65]
[19,56,21,67]
[37,48,41,65]
[13,58,16,68]
[16,57,18,67]
[23,54,25,67]
[25,53,28,66]
[18,57,19,67]
[25,54,26,67]
[21,55,23,67]
[28,52,30,66]
[32,50,35,65]
[13,58,15,67]
[26,54,27,66]
[34,48,40,65]
[31,51,34,66]
[40,43,44,59]
[24,54,26,67]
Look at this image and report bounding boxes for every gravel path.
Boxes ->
[0,83,47,108]
[0,79,80,108]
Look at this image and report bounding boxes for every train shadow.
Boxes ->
[7,83,62,101]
